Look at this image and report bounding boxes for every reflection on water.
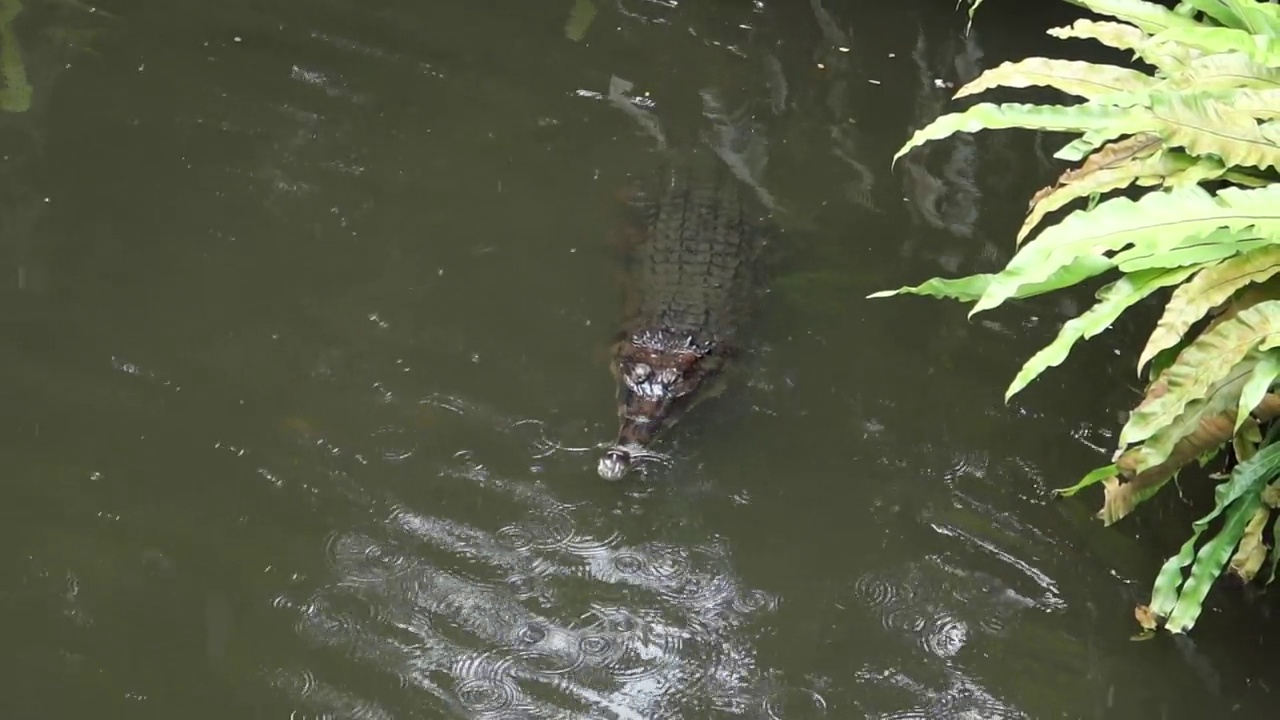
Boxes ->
[262,391,780,718]
[3,0,1279,718]
[293,512,773,716]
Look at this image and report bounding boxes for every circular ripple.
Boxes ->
[524,508,577,552]
[659,568,737,607]
[643,544,691,581]
[454,677,518,715]
[452,652,521,714]
[733,588,779,614]
[269,666,318,699]
[921,614,968,659]
[607,630,683,684]
[562,529,624,558]
[566,608,681,685]
[496,525,534,552]
[852,572,917,610]
[612,551,646,575]
[764,686,829,719]
[507,623,586,676]
[294,591,376,657]
[577,632,625,667]
[323,531,415,584]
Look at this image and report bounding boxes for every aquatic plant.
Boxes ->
[0,0,31,112]
[875,0,1280,633]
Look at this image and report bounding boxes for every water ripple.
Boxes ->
[323,531,416,585]
[451,651,524,716]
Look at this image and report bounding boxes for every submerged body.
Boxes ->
[598,153,765,480]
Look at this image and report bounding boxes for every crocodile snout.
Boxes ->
[597,447,631,481]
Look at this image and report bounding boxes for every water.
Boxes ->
[1,0,1276,717]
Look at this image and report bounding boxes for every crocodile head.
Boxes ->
[598,331,721,480]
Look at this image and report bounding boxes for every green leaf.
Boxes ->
[1048,19,1150,53]
[1150,439,1280,624]
[1235,349,1280,432]
[1054,462,1119,496]
[1121,299,1280,448]
[1161,52,1280,92]
[1173,0,1246,29]
[963,0,985,34]
[1112,233,1266,272]
[1006,265,1199,400]
[1163,152,1233,188]
[1140,244,1280,372]
[1238,0,1280,35]
[893,102,1144,166]
[1067,0,1206,34]
[564,0,597,41]
[869,254,1113,303]
[868,274,993,302]
[975,184,1280,317]
[0,0,31,114]
[1166,492,1262,631]
[1055,132,1111,162]
[1150,26,1280,68]
[953,58,1154,101]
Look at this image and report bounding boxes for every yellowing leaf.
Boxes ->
[1263,480,1280,508]
[1135,603,1159,631]
[1050,18,1194,73]
[1111,394,1280,522]
[1073,0,1205,35]
[1140,245,1280,372]
[1100,472,1175,525]
[1228,506,1270,583]
[1048,18,1149,52]
[1019,134,1163,244]
[1121,300,1280,450]
[1210,87,1280,119]
[1148,91,1280,171]
[1232,416,1261,463]
[954,58,1154,101]
[1150,26,1280,69]
[893,102,1145,166]
[1162,52,1280,92]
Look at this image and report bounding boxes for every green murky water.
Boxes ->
[1,0,1275,717]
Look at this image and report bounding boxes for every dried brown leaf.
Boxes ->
[1100,393,1280,525]
[1229,507,1271,583]
[1134,603,1159,631]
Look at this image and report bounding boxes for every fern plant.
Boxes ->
[875,0,1280,633]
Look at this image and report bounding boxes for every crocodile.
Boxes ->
[597,152,766,480]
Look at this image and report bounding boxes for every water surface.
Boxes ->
[2,0,1276,718]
